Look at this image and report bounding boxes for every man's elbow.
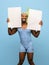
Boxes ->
[34,33,40,38]
[8,31,13,35]
[8,33,12,35]
[8,31,16,35]
[8,32,12,35]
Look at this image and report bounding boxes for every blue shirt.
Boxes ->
[18,28,32,48]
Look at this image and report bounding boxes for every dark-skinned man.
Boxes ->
[7,13,43,65]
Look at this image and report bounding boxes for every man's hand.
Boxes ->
[39,20,43,26]
[7,18,10,23]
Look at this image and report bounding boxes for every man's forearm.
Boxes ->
[8,28,18,35]
[31,30,40,38]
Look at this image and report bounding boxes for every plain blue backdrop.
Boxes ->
[0,0,49,65]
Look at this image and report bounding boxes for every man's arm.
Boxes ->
[31,30,40,38]
[8,28,18,35]
[31,20,43,38]
[7,18,18,35]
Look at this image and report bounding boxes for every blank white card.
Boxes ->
[8,7,21,28]
[27,9,42,31]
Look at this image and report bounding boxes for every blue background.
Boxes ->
[0,0,49,65]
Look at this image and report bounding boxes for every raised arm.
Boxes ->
[31,30,40,38]
[31,20,43,38]
[7,18,18,35]
[8,28,18,35]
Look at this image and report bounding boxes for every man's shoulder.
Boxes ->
[18,27,22,31]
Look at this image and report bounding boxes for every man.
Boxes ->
[7,13,43,65]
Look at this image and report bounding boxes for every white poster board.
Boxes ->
[27,9,42,31]
[8,7,21,28]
